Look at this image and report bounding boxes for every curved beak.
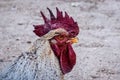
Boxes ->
[67,37,79,44]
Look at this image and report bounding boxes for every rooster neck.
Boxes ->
[1,38,64,80]
[32,38,63,76]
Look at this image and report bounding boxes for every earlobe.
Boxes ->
[50,39,57,44]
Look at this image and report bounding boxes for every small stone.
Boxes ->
[27,41,32,44]
[71,2,81,7]
[90,75,100,79]
[0,59,4,62]
[16,39,19,41]
[18,23,24,25]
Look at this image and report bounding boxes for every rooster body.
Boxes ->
[0,8,79,80]
[0,30,64,80]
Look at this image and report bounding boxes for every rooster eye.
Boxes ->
[57,35,65,40]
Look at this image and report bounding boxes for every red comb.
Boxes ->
[33,7,79,37]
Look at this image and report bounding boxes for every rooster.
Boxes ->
[0,8,79,80]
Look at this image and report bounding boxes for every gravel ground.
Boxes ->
[0,0,120,80]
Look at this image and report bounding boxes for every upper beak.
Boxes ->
[67,37,79,44]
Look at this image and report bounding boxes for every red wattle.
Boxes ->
[50,43,76,74]
[60,43,76,74]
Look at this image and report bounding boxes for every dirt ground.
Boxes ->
[0,0,120,80]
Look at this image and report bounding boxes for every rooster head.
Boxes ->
[33,8,79,74]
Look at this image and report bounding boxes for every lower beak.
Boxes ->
[67,37,79,44]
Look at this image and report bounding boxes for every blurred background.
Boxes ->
[0,0,120,80]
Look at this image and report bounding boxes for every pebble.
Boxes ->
[71,2,81,7]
